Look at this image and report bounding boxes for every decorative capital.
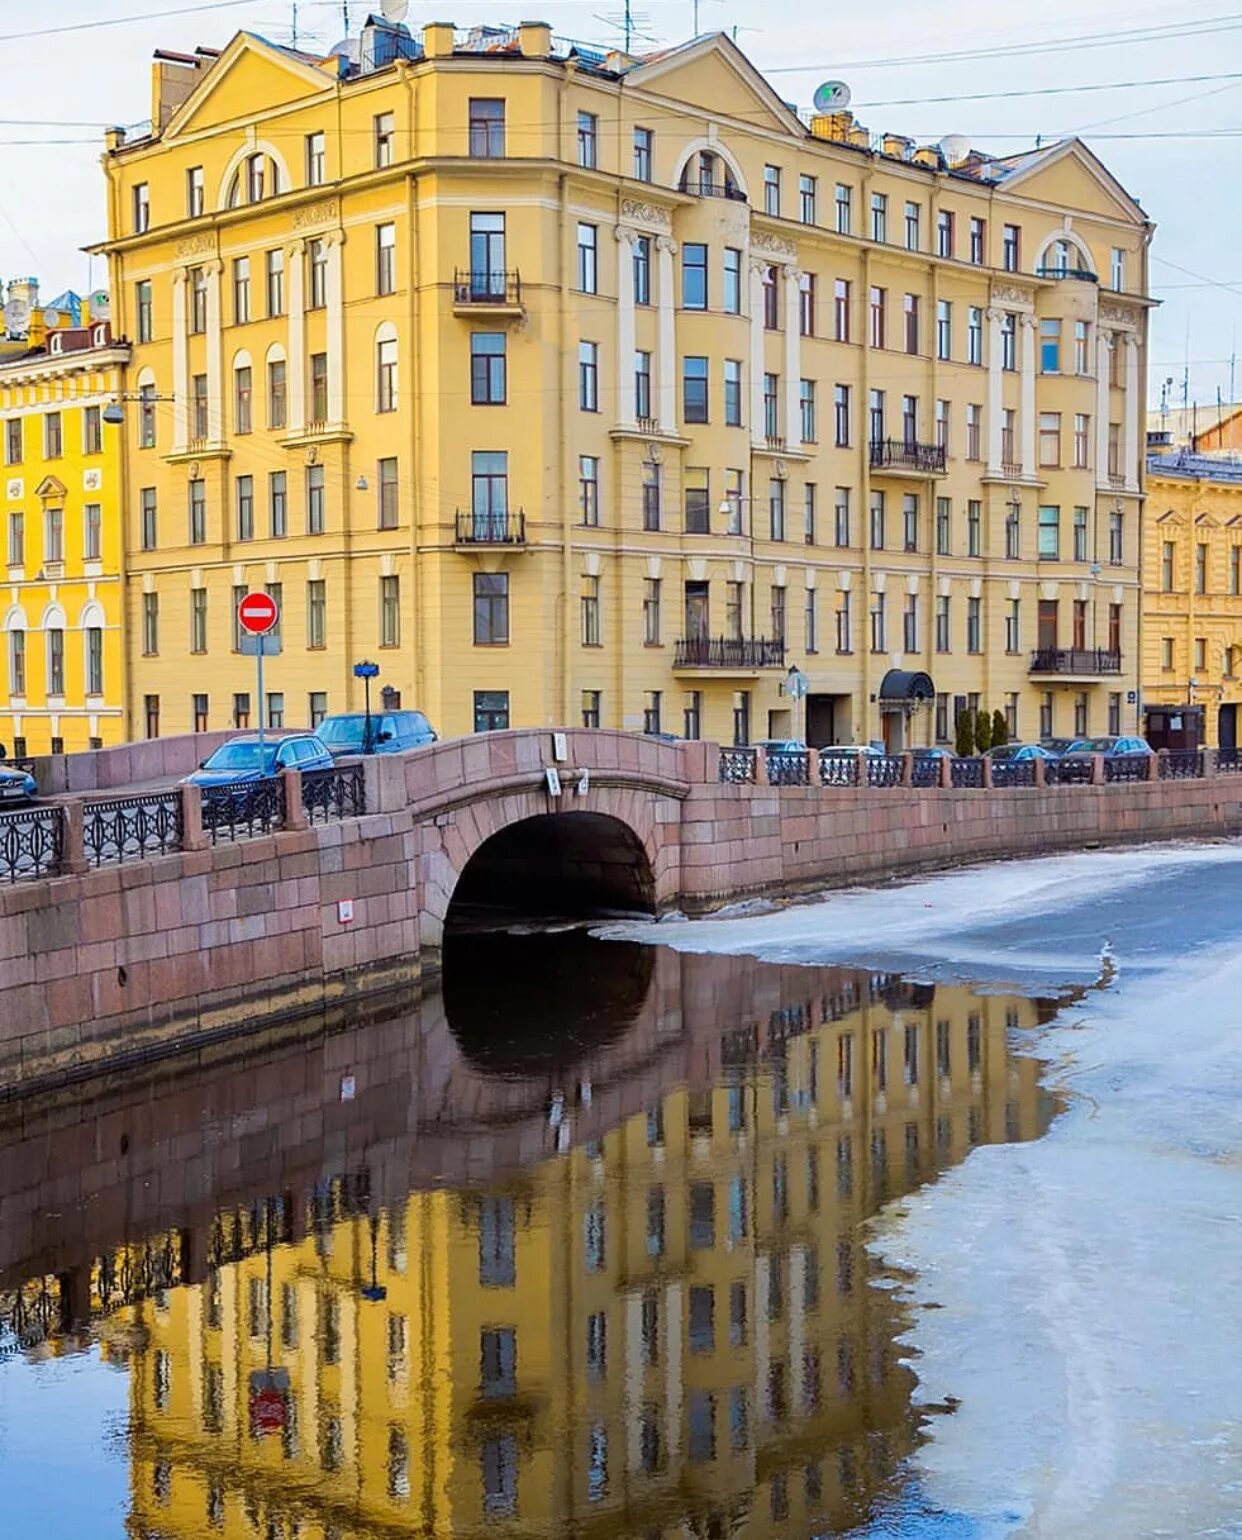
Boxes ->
[614,225,638,245]
[655,234,678,255]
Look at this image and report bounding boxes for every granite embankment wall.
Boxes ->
[1,727,1239,1093]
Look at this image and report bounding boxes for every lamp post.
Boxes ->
[353,660,380,752]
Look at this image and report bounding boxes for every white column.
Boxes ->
[1019,313,1036,477]
[986,307,1004,473]
[663,1280,682,1463]
[784,267,802,446]
[171,268,188,451]
[750,259,767,444]
[615,228,637,426]
[204,260,223,444]
[656,235,677,432]
[1123,332,1140,492]
[1095,329,1111,486]
[326,232,345,427]
[286,240,306,433]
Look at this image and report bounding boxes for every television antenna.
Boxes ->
[594,0,654,51]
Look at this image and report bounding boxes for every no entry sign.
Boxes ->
[238,590,279,636]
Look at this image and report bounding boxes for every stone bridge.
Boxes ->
[2,728,1240,1092]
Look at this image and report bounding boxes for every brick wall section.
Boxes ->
[2,727,1241,1091]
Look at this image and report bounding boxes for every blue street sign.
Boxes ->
[354,661,380,679]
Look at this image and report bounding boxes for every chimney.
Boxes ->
[518,20,552,57]
[151,51,203,129]
[809,111,853,143]
[422,21,455,57]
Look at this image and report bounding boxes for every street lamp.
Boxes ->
[354,660,380,752]
[100,391,175,425]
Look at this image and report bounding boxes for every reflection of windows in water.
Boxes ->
[480,1328,516,1399]
[905,1120,920,1173]
[152,1461,172,1504]
[689,1284,715,1352]
[837,1335,856,1392]
[689,1182,715,1249]
[904,1023,920,1085]
[768,1252,784,1321]
[387,1206,408,1274]
[688,1389,716,1462]
[641,1290,659,1365]
[280,1283,298,1350]
[688,1087,714,1134]
[837,1239,854,1295]
[805,1462,823,1502]
[772,1155,789,1219]
[586,1311,607,1380]
[646,1187,666,1257]
[646,1103,664,1146]
[639,1404,664,1472]
[804,1246,820,1312]
[206,1269,222,1330]
[482,1433,518,1516]
[838,1031,854,1095]
[839,1442,858,1490]
[770,1470,789,1520]
[803,1347,822,1412]
[203,1363,224,1434]
[388,1426,410,1500]
[207,1479,225,1528]
[282,1396,299,1461]
[248,1276,268,1339]
[967,1013,982,1071]
[969,1106,984,1145]
[1006,1101,1019,1142]
[771,1058,789,1116]
[479,1196,516,1287]
[320,1292,340,1365]
[588,1423,608,1501]
[807,1148,820,1212]
[809,1037,820,1103]
[584,1202,606,1271]
[728,1175,748,1242]
[837,1135,854,1197]
[936,1019,952,1076]
[729,1281,748,1346]
[387,1312,407,1381]
[727,1083,746,1131]
[872,1029,888,1091]
[320,1412,344,1471]
[936,1114,952,1152]
[153,1350,171,1411]
[767,1359,788,1421]
[871,1129,888,1171]
[730,1386,750,1450]
[1006,1006,1019,1033]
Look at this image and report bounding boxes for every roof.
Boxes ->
[879,669,935,702]
[1148,404,1242,445]
[1148,450,1242,485]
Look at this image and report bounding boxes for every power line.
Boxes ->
[858,70,1242,109]
[0,0,259,44]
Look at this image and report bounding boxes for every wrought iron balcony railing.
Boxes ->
[453,269,523,305]
[455,510,526,545]
[674,637,786,669]
[680,180,748,202]
[1036,265,1098,282]
[1029,648,1122,675]
[869,438,947,474]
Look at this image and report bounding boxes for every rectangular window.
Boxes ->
[967,499,982,556]
[264,360,286,431]
[1005,501,1021,559]
[80,404,103,456]
[141,594,158,657]
[771,584,787,643]
[380,576,400,647]
[799,379,816,443]
[137,383,157,448]
[902,394,918,448]
[132,182,149,233]
[633,126,653,181]
[374,110,395,167]
[967,306,982,365]
[134,488,157,552]
[969,216,985,264]
[308,240,327,309]
[723,247,741,314]
[1002,223,1020,271]
[185,164,205,217]
[869,286,885,348]
[643,577,661,645]
[935,398,950,452]
[579,341,599,411]
[1232,547,1241,596]
[189,266,207,332]
[1074,320,1090,375]
[723,358,742,427]
[903,493,919,552]
[935,594,950,652]
[633,236,651,305]
[682,242,707,309]
[869,490,885,551]
[234,365,252,434]
[268,465,286,539]
[799,272,815,337]
[683,356,708,423]
[136,280,153,343]
[470,331,506,405]
[581,577,601,646]
[188,478,206,544]
[1074,504,1088,561]
[937,208,954,258]
[799,174,817,224]
[1161,637,1174,670]
[870,192,887,243]
[266,249,284,316]
[633,349,653,421]
[468,97,505,158]
[764,164,781,216]
[904,293,919,354]
[1040,317,1061,372]
[473,572,509,645]
[869,388,885,446]
[1039,411,1061,467]
[1073,599,1088,649]
[723,469,743,534]
[190,373,208,439]
[6,509,21,567]
[577,222,598,293]
[307,579,327,648]
[189,587,207,655]
[870,589,886,652]
[375,222,396,295]
[1005,598,1020,653]
[904,201,920,251]
[1038,504,1060,560]
[376,337,398,412]
[966,596,982,653]
[834,277,850,341]
[44,412,62,459]
[1111,247,1125,290]
[835,182,852,234]
[580,455,600,526]
[803,482,817,545]
[307,464,325,534]
[805,585,818,652]
[1073,412,1090,468]
[1001,313,1016,371]
[936,299,951,360]
[1161,541,1175,592]
[577,110,598,168]
[642,459,661,531]
[1109,421,1122,478]
[378,457,399,529]
[304,130,325,185]
[833,384,850,447]
[83,502,102,562]
[835,588,852,653]
[309,352,329,423]
[1196,541,1208,594]
[684,467,710,534]
[235,475,254,541]
[769,478,786,541]
[232,256,250,324]
[762,265,779,329]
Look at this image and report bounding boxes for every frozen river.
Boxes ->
[607,843,1242,1538]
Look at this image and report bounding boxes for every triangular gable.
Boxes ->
[34,476,66,501]
[1155,509,1187,525]
[997,138,1147,224]
[625,33,804,140]
[164,32,333,139]
[1195,512,1221,528]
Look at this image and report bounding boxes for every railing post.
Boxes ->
[1203,747,1218,778]
[61,800,87,875]
[939,754,952,789]
[981,756,993,790]
[753,748,770,786]
[1033,754,1047,789]
[282,768,307,830]
[1156,748,1168,783]
[1091,753,1105,786]
[181,782,208,850]
[900,752,913,787]
[1147,749,1161,782]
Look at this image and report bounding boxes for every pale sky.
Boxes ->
[3,0,1240,410]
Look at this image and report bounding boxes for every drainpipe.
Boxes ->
[557,66,576,725]
[404,61,425,716]
[859,207,874,746]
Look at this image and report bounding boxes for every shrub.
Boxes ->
[954,711,975,758]
[991,709,1009,749]
[975,709,993,755]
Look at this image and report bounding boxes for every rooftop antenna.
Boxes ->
[291,0,298,49]
[1183,319,1190,410]
[1230,329,1236,406]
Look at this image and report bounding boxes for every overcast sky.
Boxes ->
[3,0,1240,410]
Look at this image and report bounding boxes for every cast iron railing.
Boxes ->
[302,763,367,824]
[819,753,861,787]
[950,757,984,788]
[201,777,286,844]
[911,756,943,788]
[0,805,63,882]
[83,790,183,867]
[866,755,903,788]
[766,750,809,786]
[869,438,947,474]
[453,268,522,305]
[454,509,526,545]
[1029,648,1122,675]
[991,759,1037,788]
[1105,756,1149,783]
[674,637,786,668]
[1217,747,1242,772]
[719,748,757,784]
[680,180,747,202]
[1159,750,1203,780]
[1036,265,1098,282]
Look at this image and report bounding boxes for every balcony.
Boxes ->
[1029,647,1121,678]
[869,438,947,476]
[680,179,748,203]
[452,269,524,316]
[673,637,786,672]
[1036,265,1098,283]
[454,509,526,546]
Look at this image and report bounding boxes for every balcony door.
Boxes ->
[1037,599,1059,651]
[471,451,508,539]
[469,213,506,298]
[684,581,710,642]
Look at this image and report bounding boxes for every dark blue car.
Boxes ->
[0,764,37,806]
[318,711,437,756]
[182,732,334,787]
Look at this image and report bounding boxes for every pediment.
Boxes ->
[34,475,66,501]
[1195,513,1221,529]
[165,32,333,139]
[999,138,1147,225]
[627,34,803,140]
[1155,509,1186,526]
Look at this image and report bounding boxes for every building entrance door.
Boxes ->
[1220,703,1237,750]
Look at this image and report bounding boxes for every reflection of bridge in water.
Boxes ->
[0,943,1062,1537]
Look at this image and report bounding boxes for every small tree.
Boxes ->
[954,710,975,758]
[991,709,1009,749]
[975,708,993,755]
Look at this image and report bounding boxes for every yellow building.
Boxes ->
[1143,450,1242,749]
[96,20,1152,749]
[0,297,129,755]
[100,978,1049,1539]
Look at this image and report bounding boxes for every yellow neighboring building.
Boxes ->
[1143,449,1242,749]
[0,298,129,755]
[104,980,1049,1539]
[97,19,1152,748]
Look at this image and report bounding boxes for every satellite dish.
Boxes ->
[380,0,408,21]
[813,80,851,113]
[3,297,29,337]
[42,309,62,330]
[939,134,971,166]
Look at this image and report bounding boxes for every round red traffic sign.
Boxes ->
[237,591,279,636]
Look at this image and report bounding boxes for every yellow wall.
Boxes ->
[0,341,129,754]
[98,25,1152,748]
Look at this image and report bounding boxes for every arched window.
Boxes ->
[4,604,28,698]
[1034,229,1097,280]
[673,139,748,202]
[233,349,253,435]
[265,342,287,431]
[220,145,288,211]
[376,323,398,414]
[80,602,105,698]
[43,603,66,698]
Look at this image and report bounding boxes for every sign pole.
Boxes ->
[257,640,265,759]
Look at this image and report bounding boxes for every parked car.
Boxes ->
[1039,738,1078,758]
[1056,735,1154,782]
[754,738,807,755]
[318,710,437,756]
[183,732,335,787]
[911,746,953,761]
[0,763,37,806]
[819,744,882,759]
[987,743,1058,762]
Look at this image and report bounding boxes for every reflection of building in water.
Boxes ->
[105,975,1050,1539]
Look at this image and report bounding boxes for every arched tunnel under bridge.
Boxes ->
[444,811,657,934]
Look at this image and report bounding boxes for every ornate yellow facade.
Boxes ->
[0,315,129,755]
[97,20,1152,748]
